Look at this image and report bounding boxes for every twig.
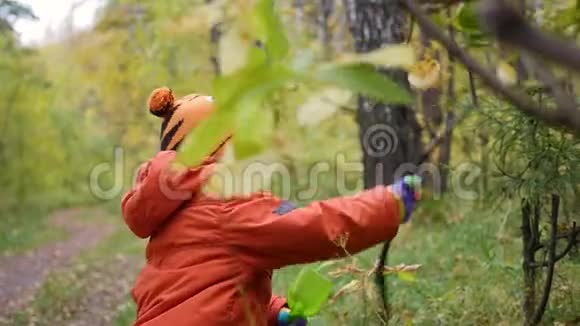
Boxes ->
[521,54,577,113]
[401,0,580,135]
[553,223,579,262]
[468,70,479,108]
[407,17,415,44]
[417,112,464,165]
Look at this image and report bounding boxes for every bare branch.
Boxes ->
[554,222,579,262]
[416,112,462,165]
[401,0,580,135]
[479,0,580,73]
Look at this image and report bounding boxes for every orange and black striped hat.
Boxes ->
[148,87,216,151]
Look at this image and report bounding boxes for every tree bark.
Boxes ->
[343,0,422,188]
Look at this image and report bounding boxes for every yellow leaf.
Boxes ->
[336,45,416,69]
[497,61,517,86]
[408,59,440,90]
[297,88,352,127]
[219,26,250,75]
[398,271,417,282]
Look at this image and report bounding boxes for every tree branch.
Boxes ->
[416,112,462,165]
[554,222,579,262]
[533,223,579,253]
[521,54,577,112]
[401,0,580,135]
[479,0,580,73]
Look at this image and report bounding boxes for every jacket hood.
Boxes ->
[121,144,225,238]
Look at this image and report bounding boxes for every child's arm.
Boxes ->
[224,186,405,270]
[121,151,211,238]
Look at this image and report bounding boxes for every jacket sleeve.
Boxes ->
[268,295,288,326]
[121,151,210,238]
[224,186,402,270]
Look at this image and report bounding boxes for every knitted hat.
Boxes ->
[148,87,216,151]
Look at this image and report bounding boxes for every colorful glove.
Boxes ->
[391,175,422,223]
[278,308,307,326]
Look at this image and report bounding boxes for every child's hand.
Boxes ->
[391,175,422,224]
[278,308,307,326]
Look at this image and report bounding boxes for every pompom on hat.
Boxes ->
[147,87,217,151]
[149,87,175,117]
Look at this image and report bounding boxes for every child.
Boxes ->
[122,87,420,326]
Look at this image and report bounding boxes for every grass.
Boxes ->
[115,299,137,326]
[10,264,89,326]
[271,198,580,325]
[0,206,68,255]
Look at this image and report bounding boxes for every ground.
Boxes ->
[0,207,143,326]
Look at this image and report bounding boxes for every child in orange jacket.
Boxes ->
[122,87,420,326]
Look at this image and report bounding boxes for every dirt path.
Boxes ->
[0,207,116,322]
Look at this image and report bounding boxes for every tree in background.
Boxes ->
[344,0,423,188]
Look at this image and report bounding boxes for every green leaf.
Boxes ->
[253,0,289,61]
[454,3,490,48]
[176,108,236,167]
[233,97,273,159]
[177,64,295,166]
[454,3,481,31]
[288,268,333,317]
[314,63,412,104]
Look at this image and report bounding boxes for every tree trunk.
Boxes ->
[209,22,222,77]
[532,195,559,324]
[207,0,222,76]
[294,0,305,33]
[521,199,536,326]
[318,0,334,58]
[343,0,422,187]
[332,2,348,53]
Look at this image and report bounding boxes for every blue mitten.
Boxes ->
[278,308,307,326]
[391,175,422,223]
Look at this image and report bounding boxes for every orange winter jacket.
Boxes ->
[121,150,402,326]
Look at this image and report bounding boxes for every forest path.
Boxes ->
[0,207,137,324]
